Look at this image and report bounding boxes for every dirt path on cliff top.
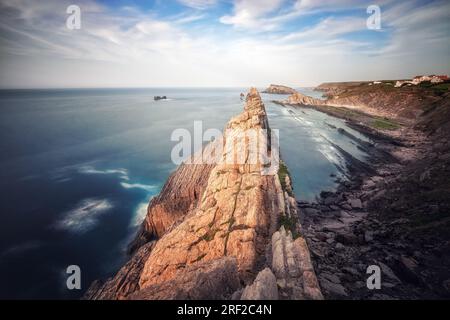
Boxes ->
[279,99,450,299]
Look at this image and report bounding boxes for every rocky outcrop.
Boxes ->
[129,257,241,300]
[284,92,323,106]
[271,227,323,300]
[263,84,297,95]
[129,145,216,253]
[86,88,322,300]
[241,268,278,300]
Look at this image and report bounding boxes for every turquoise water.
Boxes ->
[0,88,369,299]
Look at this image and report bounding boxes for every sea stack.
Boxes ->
[85,88,323,300]
[262,84,297,94]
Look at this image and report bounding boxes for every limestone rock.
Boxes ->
[285,92,323,106]
[129,147,216,253]
[86,88,322,300]
[262,84,297,94]
[241,268,278,300]
[138,88,280,289]
[271,226,323,300]
[128,257,240,300]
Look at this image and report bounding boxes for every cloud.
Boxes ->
[294,0,371,12]
[220,0,286,30]
[379,0,450,56]
[0,0,448,87]
[279,16,366,42]
[54,198,113,233]
[177,0,217,9]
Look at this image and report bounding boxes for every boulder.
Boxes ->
[241,268,278,300]
[348,198,363,209]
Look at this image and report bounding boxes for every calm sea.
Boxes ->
[0,87,369,299]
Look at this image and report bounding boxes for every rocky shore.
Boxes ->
[85,88,323,300]
[278,86,450,299]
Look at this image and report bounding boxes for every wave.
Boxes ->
[120,182,157,192]
[1,241,43,257]
[130,201,151,227]
[78,166,129,180]
[54,198,113,234]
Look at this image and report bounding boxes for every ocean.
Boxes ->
[0,87,369,299]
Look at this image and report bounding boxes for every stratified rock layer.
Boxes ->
[285,92,323,106]
[87,88,322,300]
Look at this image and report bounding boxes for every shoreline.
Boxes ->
[275,98,448,299]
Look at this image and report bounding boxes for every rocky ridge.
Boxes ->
[85,88,323,300]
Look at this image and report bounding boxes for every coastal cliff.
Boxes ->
[85,88,322,300]
[314,81,447,120]
[276,82,450,299]
[263,84,297,95]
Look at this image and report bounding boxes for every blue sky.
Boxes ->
[0,0,449,88]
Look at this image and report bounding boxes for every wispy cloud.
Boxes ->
[0,0,448,87]
[177,0,217,10]
[220,0,286,30]
[278,16,366,42]
[380,0,450,57]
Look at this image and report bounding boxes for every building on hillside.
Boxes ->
[395,75,449,87]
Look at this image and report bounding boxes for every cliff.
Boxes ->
[314,81,448,120]
[85,88,322,300]
[263,84,297,95]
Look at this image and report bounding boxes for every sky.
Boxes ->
[0,0,449,88]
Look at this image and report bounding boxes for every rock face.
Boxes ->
[129,257,241,300]
[262,84,297,95]
[129,148,215,253]
[315,81,445,120]
[271,227,323,300]
[86,88,322,300]
[241,268,278,300]
[285,92,323,106]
